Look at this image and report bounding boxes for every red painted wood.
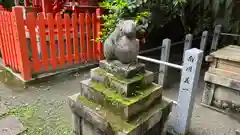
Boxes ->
[96,8,103,60]
[37,13,49,70]
[2,12,11,66]
[85,12,92,61]
[56,13,65,67]
[0,12,7,65]
[91,13,97,61]
[72,13,80,64]
[47,13,58,69]
[12,7,32,80]
[64,14,73,65]
[9,12,19,71]
[27,12,41,72]
[79,13,86,62]
[5,12,15,69]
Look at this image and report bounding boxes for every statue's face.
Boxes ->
[119,20,136,37]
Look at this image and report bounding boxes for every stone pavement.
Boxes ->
[0,102,25,135]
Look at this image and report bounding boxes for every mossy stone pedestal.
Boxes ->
[69,60,172,135]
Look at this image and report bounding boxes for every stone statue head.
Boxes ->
[118,20,137,38]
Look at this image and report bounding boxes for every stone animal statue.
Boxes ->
[103,20,139,64]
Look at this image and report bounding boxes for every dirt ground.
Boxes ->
[0,60,239,135]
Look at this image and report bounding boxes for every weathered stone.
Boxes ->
[236,129,240,135]
[82,119,106,135]
[72,113,82,135]
[0,116,26,135]
[0,102,8,117]
[99,60,145,78]
[80,79,162,121]
[68,93,172,135]
[90,67,154,96]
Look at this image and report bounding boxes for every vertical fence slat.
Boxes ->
[96,8,103,60]
[85,12,92,61]
[27,12,41,72]
[3,12,11,66]
[2,12,10,66]
[38,13,49,70]
[9,12,19,71]
[72,13,79,64]
[47,13,58,69]
[56,13,65,67]
[79,13,86,62]
[0,12,7,65]
[12,7,32,80]
[64,13,73,65]
[5,12,15,70]
[92,13,97,61]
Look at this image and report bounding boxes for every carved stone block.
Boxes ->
[90,67,154,96]
[80,79,163,121]
[68,93,172,135]
[99,60,145,78]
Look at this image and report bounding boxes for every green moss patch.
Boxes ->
[89,80,161,105]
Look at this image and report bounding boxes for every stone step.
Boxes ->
[0,116,26,135]
[99,60,145,78]
[90,67,154,97]
[80,79,163,121]
[69,93,172,135]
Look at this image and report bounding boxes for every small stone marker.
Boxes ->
[0,116,26,135]
[173,48,203,135]
[0,102,8,117]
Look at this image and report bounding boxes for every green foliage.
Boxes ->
[97,0,151,42]
[156,0,235,35]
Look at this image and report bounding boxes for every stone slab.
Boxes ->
[80,79,162,121]
[68,93,172,135]
[90,67,154,97]
[99,60,145,78]
[0,102,8,117]
[210,45,240,62]
[0,116,26,135]
[204,71,240,92]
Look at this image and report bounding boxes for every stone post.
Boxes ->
[159,38,171,88]
[200,31,208,51]
[173,48,203,135]
[183,34,193,60]
[211,25,222,51]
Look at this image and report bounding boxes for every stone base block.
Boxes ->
[69,93,172,135]
[80,79,163,121]
[99,60,145,78]
[91,67,154,96]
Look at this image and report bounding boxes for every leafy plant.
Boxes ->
[97,0,151,42]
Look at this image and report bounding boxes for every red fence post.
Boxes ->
[96,8,104,60]
[12,7,32,81]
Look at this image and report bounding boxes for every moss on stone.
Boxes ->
[77,95,170,132]
[94,68,144,85]
[90,80,160,105]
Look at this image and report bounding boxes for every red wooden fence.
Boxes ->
[0,7,103,81]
